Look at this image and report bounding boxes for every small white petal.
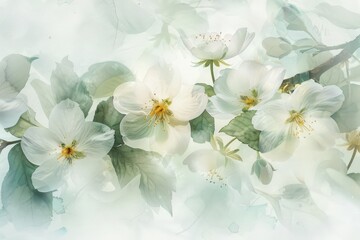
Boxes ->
[257,67,285,101]
[291,80,345,116]
[252,100,290,132]
[49,100,85,144]
[143,65,181,99]
[301,117,340,150]
[170,85,208,121]
[184,149,224,172]
[153,121,191,155]
[77,122,115,158]
[120,113,154,141]
[224,28,254,59]
[209,95,242,116]
[214,68,252,99]
[21,127,60,166]
[190,42,227,60]
[31,159,70,192]
[113,81,153,115]
[0,97,27,128]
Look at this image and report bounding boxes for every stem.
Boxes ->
[7,140,21,146]
[347,148,357,171]
[280,34,360,92]
[224,137,237,149]
[209,61,216,83]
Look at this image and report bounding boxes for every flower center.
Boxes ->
[286,110,314,137]
[346,130,360,152]
[194,32,230,45]
[58,140,85,164]
[240,89,259,110]
[148,98,173,125]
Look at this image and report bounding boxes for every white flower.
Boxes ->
[252,80,345,156]
[0,54,31,128]
[181,28,254,61]
[113,65,208,155]
[208,61,285,117]
[21,100,115,192]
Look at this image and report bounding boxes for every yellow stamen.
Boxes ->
[148,98,173,125]
[286,110,314,137]
[240,89,259,110]
[58,140,85,164]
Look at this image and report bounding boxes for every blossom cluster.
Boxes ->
[1,0,360,239]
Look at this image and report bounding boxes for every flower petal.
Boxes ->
[209,95,242,116]
[21,127,60,165]
[257,67,285,101]
[184,149,224,172]
[214,68,251,99]
[31,159,70,192]
[143,65,181,99]
[113,81,153,115]
[252,99,290,132]
[49,99,85,144]
[120,113,154,141]
[153,121,191,155]
[0,97,27,128]
[291,80,344,116]
[224,28,254,59]
[170,85,208,121]
[190,42,227,60]
[77,122,115,158]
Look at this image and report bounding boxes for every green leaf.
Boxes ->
[0,54,32,93]
[189,110,215,143]
[5,109,41,138]
[220,110,260,151]
[82,61,134,98]
[281,184,310,200]
[109,146,175,214]
[348,173,360,185]
[262,37,292,58]
[195,83,215,97]
[93,97,125,146]
[251,158,274,185]
[1,144,52,229]
[332,84,360,132]
[69,81,93,116]
[31,79,56,117]
[48,57,93,116]
[315,3,360,29]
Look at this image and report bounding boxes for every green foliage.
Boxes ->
[1,54,32,93]
[332,84,360,132]
[93,97,125,146]
[82,61,134,98]
[68,81,93,116]
[220,110,260,151]
[33,57,93,116]
[348,173,360,185]
[262,37,292,58]
[281,184,310,200]
[5,109,41,138]
[190,110,215,143]
[1,144,52,229]
[195,83,215,97]
[109,145,175,214]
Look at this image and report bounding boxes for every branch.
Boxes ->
[280,35,360,92]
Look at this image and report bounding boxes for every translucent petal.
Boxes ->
[21,127,60,165]
[49,99,85,144]
[32,159,70,192]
